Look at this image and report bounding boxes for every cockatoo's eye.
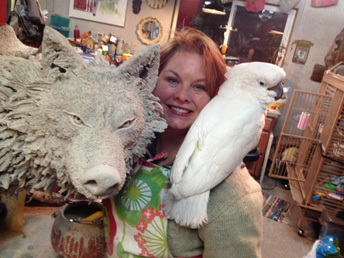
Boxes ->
[259,80,266,86]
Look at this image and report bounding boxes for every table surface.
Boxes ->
[0,205,60,258]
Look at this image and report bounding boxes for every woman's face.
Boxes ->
[153,50,211,132]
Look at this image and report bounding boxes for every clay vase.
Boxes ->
[51,201,106,258]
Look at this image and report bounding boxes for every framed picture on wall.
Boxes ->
[292,40,313,64]
[69,0,128,27]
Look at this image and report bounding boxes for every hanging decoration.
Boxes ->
[311,0,338,7]
[246,0,265,13]
[147,0,168,9]
[132,0,142,14]
[278,0,300,12]
[292,40,314,64]
[136,17,163,45]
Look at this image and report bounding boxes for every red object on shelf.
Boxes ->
[74,25,80,39]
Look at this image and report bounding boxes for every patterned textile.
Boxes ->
[103,160,173,258]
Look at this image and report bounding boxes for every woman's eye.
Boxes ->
[119,118,135,129]
[194,85,206,91]
[167,77,179,84]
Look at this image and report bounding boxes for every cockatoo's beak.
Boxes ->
[268,82,284,100]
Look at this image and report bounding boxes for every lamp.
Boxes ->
[202,1,226,15]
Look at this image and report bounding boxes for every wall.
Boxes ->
[39,0,178,52]
[270,0,344,135]
[39,0,344,135]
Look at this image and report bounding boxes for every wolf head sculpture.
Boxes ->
[0,26,167,199]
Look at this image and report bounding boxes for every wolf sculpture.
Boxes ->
[0,25,167,199]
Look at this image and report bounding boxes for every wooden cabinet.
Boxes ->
[245,116,275,179]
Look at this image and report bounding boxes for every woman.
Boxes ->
[106,28,263,258]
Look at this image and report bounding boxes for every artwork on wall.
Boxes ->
[136,17,163,45]
[311,0,338,7]
[292,40,314,64]
[69,0,128,27]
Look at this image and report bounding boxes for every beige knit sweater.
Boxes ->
[166,167,263,258]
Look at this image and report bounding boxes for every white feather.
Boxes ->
[164,62,286,228]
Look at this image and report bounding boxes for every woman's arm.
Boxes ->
[198,169,263,258]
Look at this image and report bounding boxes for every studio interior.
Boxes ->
[0,0,344,257]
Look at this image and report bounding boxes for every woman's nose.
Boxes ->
[174,85,190,102]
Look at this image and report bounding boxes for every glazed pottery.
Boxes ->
[51,201,106,258]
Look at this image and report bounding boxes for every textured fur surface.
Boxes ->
[0,26,166,199]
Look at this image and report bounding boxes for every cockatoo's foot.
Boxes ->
[163,190,210,229]
[169,184,183,200]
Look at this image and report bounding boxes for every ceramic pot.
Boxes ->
[51,201,106,258]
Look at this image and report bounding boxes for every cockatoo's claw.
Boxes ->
[169,185,182,200]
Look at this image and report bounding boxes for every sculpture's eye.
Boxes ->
[259,80,266,86]
[64,111,87,126]
[119,118,136,129]
[72,115,84,125]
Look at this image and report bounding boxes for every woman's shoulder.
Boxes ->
[213,167,261,196]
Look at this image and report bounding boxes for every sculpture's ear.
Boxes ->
[117,43,160,92]
[41,26,88,73]
[0,25,38,58]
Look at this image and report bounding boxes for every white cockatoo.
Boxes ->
[163,62,286,228]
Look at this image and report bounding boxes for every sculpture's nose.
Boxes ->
[81,165,122,197]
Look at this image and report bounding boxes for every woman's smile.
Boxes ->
[167,104,192,115]
[153,50,210,131]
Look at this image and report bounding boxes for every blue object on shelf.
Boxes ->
[50,14,70,37]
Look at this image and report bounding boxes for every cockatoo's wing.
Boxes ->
[170,94,264,200]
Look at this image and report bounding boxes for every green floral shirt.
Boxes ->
[103,159,173,258]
